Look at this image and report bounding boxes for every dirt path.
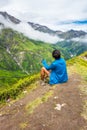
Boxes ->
[0,73,87,130]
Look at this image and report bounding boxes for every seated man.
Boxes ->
[41,49,68,85]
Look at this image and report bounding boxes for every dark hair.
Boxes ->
[52,50,61,59]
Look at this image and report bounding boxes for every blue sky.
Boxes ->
[73,20,87,25]
[0,0,87,31]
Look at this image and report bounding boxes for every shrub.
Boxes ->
[0,74,39,102]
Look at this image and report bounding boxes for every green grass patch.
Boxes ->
[25,90,53,114]
[0,70,27,88]
[67,52,87,121]
[16,81,40,100]
[19,122,28,129]
[0,74,40,103]
[76,63,87,81]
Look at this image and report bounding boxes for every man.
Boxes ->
[40,49,68,85]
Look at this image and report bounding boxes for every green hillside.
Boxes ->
[0,28,70,88]
[67,51,87,85]
[57,40,87,57]
[0,28,87,103]
[0,49,87,103]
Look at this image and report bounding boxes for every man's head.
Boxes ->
[52,49,61,59]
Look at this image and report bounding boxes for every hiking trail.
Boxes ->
[0,67,87,130]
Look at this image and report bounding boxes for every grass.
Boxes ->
[67,53,87,120]
[25,90,53,114]
[19,122,28,129]
[0,51,87,120]
[16,81,40,100]
[0,73,40,103]
[0,70,27,89]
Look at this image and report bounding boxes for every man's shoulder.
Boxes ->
[60,58,66,62]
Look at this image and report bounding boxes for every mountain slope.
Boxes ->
[0,11,20,24]
[28,22,62,36]
[0,11,87,88]
[0,11,87,40]
[57,40,87,56]
[0,11,87,56]
[0,28,70,88]
[28,22,87,39]
[0,52,87,130]
[59,29,87,39]
[0,27,87,88]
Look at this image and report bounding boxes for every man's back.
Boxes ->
[49,58,68,85]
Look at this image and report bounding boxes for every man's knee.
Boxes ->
[41,67,45,75]
[41,67,46,71]
[41,67,49,75]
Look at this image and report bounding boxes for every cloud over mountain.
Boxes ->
[0,13,63,43]
[72,35,87,44]
[0,11,87,44]
[0,0,87,31]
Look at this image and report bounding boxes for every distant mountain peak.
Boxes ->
[0,11,87,40]
[68,29,86,34]
[0,11,21,24]
[59,29,87,39]
[28,22,62,36]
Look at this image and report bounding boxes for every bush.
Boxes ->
[0,74,39,102]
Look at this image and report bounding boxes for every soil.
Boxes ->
[0,73,87,130]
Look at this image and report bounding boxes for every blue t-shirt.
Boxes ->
[42,58,68,85]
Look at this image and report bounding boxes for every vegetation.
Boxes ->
[25,90,53,114]
[0,28,87,103]
[57,40,87,57]
[0,74,39,102]
[0,28,70,88]
[67,51,87,120]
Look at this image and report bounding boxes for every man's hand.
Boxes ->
[41,59,46,64]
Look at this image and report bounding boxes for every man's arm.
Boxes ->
[42,60,56,70]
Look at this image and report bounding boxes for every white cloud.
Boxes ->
[54,23,87,32]
[0,0,10,8]
[0,15,63,43]
[0,0,87,31]
[72,35,87,44]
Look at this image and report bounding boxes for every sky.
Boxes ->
[0,0,87,31]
